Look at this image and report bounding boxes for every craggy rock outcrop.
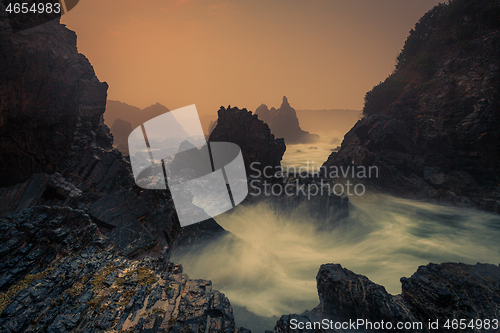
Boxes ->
[400,263,500,324]
[0,154,161,257]
[256,96,319,144]
[209,106,286,176]
[0,5,162,255]
[0,173,82,216]
[272,262,500,332]
[208,106,347,223]
[323,0,500,213]
[0,10,244,331]
[110,118,133,155]
[0,7,112,188]
[0,3,225,256]
[0,207,246,333]
[312,264,417,326]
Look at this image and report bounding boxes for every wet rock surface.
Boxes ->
[271,262,500,333]
[0,207,245,333]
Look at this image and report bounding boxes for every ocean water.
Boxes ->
[171,135,500,332]
[280,132,343,170]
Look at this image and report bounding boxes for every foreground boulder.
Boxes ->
[271,262,500,332]
[0,206,246,333]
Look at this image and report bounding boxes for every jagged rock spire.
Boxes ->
[281,95,290,108]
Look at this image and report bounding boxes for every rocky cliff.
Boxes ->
[0,8,112,188]
[0,7,245,332]
[256,96,319,144]
[209,106,286,176]
[323,0,500,213]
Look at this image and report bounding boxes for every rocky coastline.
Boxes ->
[1,0,500,332]
[322,0,500,214]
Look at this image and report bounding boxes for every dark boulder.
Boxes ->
[0,206,245,332]
[209,105,286,176]
[272,262,500,332]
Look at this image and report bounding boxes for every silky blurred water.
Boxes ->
[280,132,343,169]
[173,195,500,317]
[171,134,500,332]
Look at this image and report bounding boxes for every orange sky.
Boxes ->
[61,0,442,116]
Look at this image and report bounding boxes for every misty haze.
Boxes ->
[1,1,499,333]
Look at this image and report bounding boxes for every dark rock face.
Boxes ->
[209,106,286,176]
[0,8,112,188]
[0,157,160,258]
[400,263,500,324]
[0,11,243,331]
[110,118,133,155]
[0,173,81,216]
[323,0,500,212]
[314,264,417,325]
[0,207,245,333]
[89,190,156,257]
[0,12,169,256]
[272,262,500,332]
[0,3,224,257]
[256,96,319,144]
